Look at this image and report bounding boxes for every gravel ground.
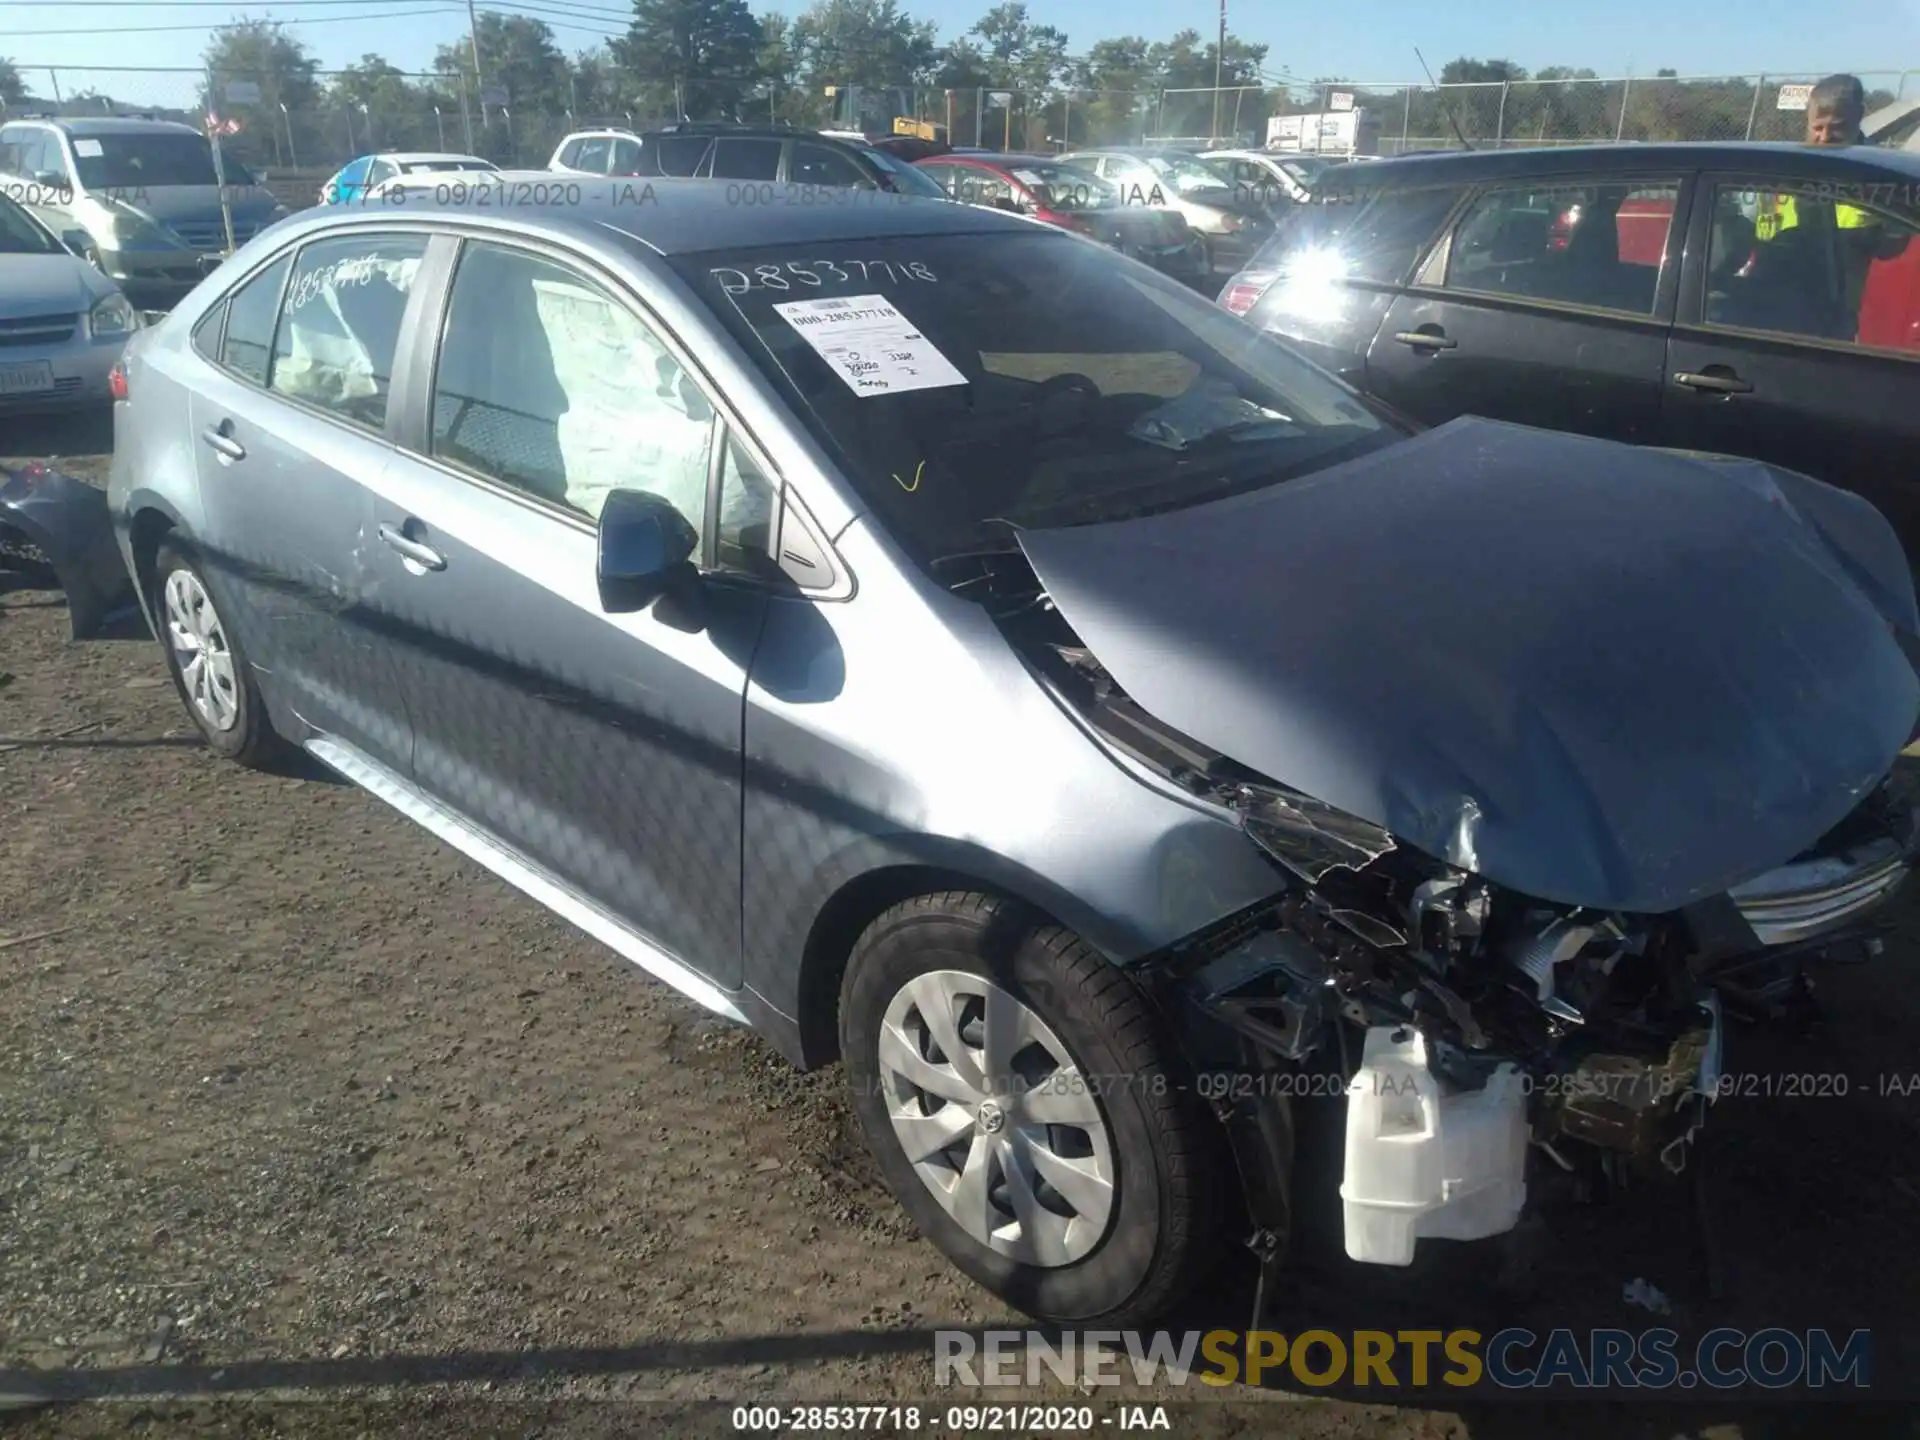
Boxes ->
[6,416,1920,1438]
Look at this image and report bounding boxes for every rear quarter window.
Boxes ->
[1257,184,1463,284]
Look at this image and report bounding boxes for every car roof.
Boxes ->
[280,177,1033,256]
[379,152,490,165]
[1313,141,1920,185]
[39,117,202,137]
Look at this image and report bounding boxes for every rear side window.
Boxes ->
[610,138,645,175]
[216,253,292,386]
[710,138,782,182]
[268,233,428,431]
[1444,180,1678,316]
[557,139,582,168]
[1258,185,1462,284]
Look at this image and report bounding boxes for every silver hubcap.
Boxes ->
[163,568,239,732]
[877,969,1116,1268]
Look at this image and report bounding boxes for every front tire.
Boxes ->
[841,892,1221,1326]
[152,537,285,768]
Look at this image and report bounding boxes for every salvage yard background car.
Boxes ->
[1056,146,1277,284]
[108,183,1920,1327]
[1220,141,1920,570]
[318,151,499,205]
[0,188,140,415]
[0,116,288,310]
[913,152,1210,286]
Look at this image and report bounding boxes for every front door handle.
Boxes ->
[1393,328,1457,351]
[200,423,245,461]
[1674,369,1754,395]
[378,521,446,572]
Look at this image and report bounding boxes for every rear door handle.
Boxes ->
[1393,329,1458,350]
[200,424,245,461]
[1674,370,1754,395]
[378,521,446,572]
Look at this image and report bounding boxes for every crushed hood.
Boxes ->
[1016,417,1920,914]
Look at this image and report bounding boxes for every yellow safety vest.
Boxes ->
[1755,192,1872,239]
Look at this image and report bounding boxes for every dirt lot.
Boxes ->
[5,416,1920,1438]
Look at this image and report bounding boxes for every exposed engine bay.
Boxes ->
[944,541,1920,1279]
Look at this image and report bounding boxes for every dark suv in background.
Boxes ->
[1221,141,1920,568]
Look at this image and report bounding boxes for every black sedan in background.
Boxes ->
[915,153,1211,288]
[1221,141,1920,571]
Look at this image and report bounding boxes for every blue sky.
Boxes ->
[0,0,1907,88]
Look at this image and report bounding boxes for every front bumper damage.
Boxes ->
[1152,787,1915,1299]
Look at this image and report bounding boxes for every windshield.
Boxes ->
[73,132,222,188]
[1008,163,1118,210]
[1142,152,1234,192]
[862,148,947,198]
[398,158,497,175]
[0,193,60,254]
[672,232,1399,565]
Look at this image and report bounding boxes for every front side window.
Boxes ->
[216,253,292,386]
[0,194,60,255]
[572,137,612,174]
[1254,183,1462,285]
[430,242,715,528]
[557,139,583,168]
[1704,182,1920,352]
[25,132,66,182]
[266,234,427,430]
[715,431,778,573]
[675,232,1399,567]
[71,131,219,189]
[1443,180,1679,316]
[791,143,871,188]
[1008,164,1119,211]
[950,169,1016,209]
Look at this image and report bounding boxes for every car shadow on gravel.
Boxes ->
[0,409,115,469]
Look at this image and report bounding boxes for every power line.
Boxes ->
[2,4,460,32]
[0,0,630,13]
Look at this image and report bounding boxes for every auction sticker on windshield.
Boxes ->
[772,294,967,397]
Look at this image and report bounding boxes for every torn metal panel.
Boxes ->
[1017,416,1920,914]
[0,463,136,639]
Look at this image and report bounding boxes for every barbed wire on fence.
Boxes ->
[0,64,1912,186]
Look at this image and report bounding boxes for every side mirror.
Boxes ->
[596,489,699,614]
[33,169,65,187]
[61,230,98,266]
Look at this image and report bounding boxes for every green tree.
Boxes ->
[615,0,763,121]
[0,59,26,110]
[201,21,323,170]
[1069,36,1155,146]
[434,14,569,161]
[327,55,429,154]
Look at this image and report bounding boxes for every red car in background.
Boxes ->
[914,153,1212,289]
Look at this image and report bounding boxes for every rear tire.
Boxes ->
[152,537,285,768]
[841,891,1223,1326]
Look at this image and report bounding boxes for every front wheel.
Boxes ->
[840,892,1223,1326]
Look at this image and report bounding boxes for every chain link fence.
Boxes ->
[2,65,1914,202]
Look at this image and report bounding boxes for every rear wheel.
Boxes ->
[841,892,1222,1326]
[152,537,285,767]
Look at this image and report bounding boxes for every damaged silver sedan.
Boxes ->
[110,191,1920,1328]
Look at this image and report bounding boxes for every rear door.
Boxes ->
[707,137,783,183]
[787,140,877,189]
[1663,172,1920,564]
[1365,172,1684,444]
[184,231,429,773]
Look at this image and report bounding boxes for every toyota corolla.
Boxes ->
[108,182,1920,1326]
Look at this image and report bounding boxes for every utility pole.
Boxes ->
[1211,0,1225,142]
[466,0,488,132]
